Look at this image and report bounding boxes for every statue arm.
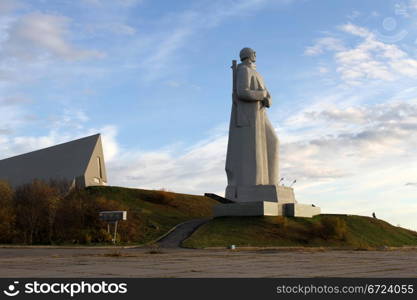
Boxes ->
[262,90,272,108]
[236,66,266,101]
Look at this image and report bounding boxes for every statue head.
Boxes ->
[239,47,256,62]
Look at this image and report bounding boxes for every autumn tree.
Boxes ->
[14,180,60,244]
[0,181,15,243]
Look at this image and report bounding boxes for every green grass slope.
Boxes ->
[182,215,417,249]
[84,186,218,244]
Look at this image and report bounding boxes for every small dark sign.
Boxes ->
[99,211,127,222]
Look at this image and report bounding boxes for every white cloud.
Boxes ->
[91,125,119,162]
[1,12,105,61]
[11,134,58,154]
[340,23,370,37]
[0,106,24,138]
[305,107,367,124]
[317,66,329,74]
[141,27,193,76]
[0,127,76,159]
[278,96,417,231]
[133,0,286,81]
[280,100,417,185]
[305,37,345,56]
[0,122,118,164]
[308,23,417,84]
[47,109,89,131]
[107,135,228,195]
[390,59,417,77]
[0,104,116,163]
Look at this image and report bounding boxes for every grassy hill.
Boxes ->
[183,215,417,249]
[82,188,417,248]
[6,182,415,247]
[84,186,218,244]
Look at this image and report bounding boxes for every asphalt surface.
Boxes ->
[0,247,416,277]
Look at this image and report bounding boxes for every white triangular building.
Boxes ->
[0,134,107,188]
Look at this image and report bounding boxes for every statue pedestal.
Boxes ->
[213,201,281,217]
[213,202,321,218]
[284,203,321,218]
[225,184,297,204]
[214,185,320,218]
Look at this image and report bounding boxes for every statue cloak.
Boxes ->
[225,62,279,199]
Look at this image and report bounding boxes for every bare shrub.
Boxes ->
[54,191,141,244]
[311,216,347,240]
[2,181,150,245]
[275,216,288,229]
[14,179,61,244]
[54,190,109,244]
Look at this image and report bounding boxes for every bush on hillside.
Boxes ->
[274,216,288,229]
[0,180,143,245]
[53,191,142,244]
[13,180,61,244]
[311,216,347,240]
[144,189,178,207]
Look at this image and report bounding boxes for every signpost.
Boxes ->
[99,211,127,244]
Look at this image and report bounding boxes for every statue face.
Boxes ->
[249,51,256,63]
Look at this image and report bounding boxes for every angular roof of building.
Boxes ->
[0,134,101,187]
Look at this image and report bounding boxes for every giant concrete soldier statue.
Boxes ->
[217,47,320,217]
[225,47,280,202]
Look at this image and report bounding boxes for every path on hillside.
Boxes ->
[157,218,211,248]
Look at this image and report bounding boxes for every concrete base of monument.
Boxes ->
[284,203,321,218]
[213,201,280,217]
[225,184,297,203]
[219,184,320,218]
[213,202,321,218]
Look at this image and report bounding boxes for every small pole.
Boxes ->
[107,223,110,234]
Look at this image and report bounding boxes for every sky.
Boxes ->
[1,0,417,230]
